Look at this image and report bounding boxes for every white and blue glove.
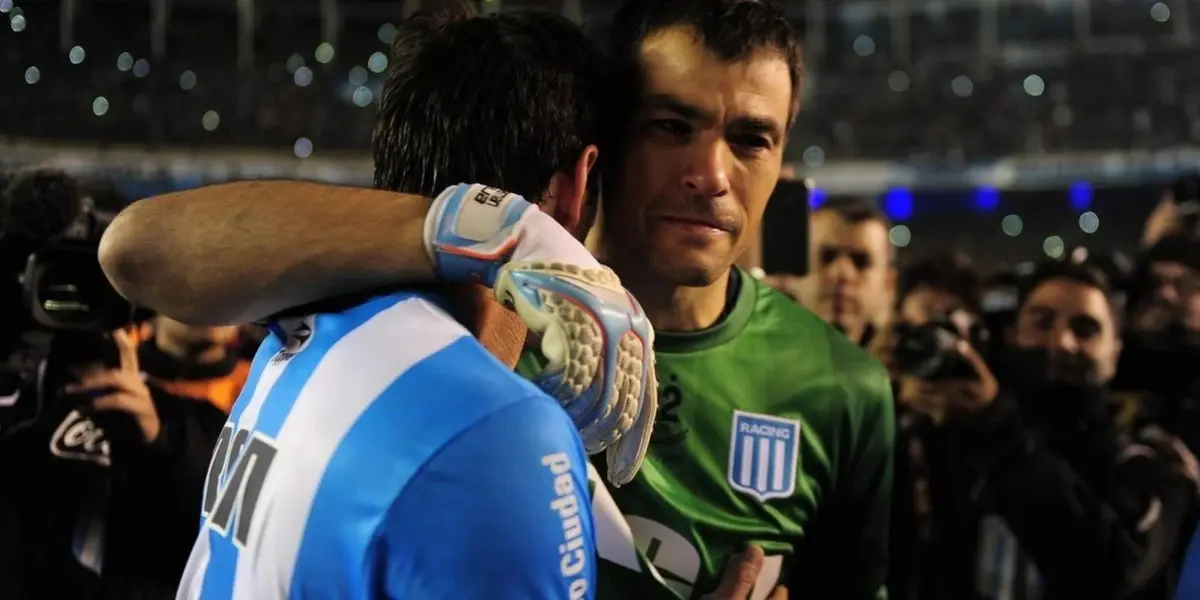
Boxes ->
[423,183,657,486]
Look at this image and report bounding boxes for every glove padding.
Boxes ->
[424,183,658,486]
[495,260,656,486]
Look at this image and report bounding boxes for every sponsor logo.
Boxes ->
[272,316,315,364]
[49,409,111,466]
[542,452,589,599]
[474,186,507,208]
[727,410,800,502]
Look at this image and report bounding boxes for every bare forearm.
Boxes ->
[99,180,434,325]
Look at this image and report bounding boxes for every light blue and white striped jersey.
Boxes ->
[176,291,595,600]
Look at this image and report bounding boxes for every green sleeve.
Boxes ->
[846,363,895,600]
[790,353,895,600]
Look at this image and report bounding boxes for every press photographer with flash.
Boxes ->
[0,169,226,599]
[888,258,1197,600]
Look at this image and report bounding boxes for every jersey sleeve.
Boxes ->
[381,396,596,600]
[796,344,895,600]
[845,361,895,600]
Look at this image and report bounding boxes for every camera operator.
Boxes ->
[890,259,1197,600]
[0,169,226,599]
[140,315,250,413]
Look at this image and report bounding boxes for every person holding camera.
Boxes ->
[889,259,1197,600]
[0,326,227,599]
[139,315,250,414]
[0,168,227,599]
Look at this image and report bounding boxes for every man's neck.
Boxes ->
[622,267,733,332]
[154,336,228,365]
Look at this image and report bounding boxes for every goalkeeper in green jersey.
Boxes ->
[100,1,894,598]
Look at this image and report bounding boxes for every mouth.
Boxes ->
[655,215,734,235]
[821,292,859,312]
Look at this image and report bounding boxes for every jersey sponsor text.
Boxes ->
[544,451,590,599]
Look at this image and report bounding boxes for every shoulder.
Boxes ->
[390,395,588,524]
[381,397,594,599]
[749,278,893,405]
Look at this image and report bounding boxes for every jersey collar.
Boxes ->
[653,267,757,354]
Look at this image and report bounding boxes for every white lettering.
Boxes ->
[739,422,792,439]
[542,452,589,596]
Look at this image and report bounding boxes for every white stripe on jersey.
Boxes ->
[234,297,465,599]
[178,297,469,600]
[178,340,292,600]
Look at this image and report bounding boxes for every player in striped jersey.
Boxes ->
[169,6,654,599]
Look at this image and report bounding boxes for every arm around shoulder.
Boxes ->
[100,181,435,325]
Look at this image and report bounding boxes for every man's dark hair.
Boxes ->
[372,2,605,204]
[605,0,804,126]
[900,253,982,315]
[814,199,896,263]
[816,198,892,229]
[1,168,83,240]
[1016,260,1117,319]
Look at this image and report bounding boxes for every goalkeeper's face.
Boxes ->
[606,25,791,287]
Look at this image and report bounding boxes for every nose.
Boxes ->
[680,139,731,198]
[1049,324,1079,354]
[828,254,858,283]
[1157,281,1181,305]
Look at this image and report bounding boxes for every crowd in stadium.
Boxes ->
[3,0,1200,599]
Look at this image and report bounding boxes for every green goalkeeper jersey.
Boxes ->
[575,268,895,600]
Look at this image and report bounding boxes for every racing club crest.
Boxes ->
[727,410,800,502]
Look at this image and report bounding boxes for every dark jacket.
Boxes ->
[891,389,1199,600]
[0,380,226,599]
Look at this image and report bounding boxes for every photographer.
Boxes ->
[140,315,250,414]
[891,259,1197,600]
[0,169,225,599]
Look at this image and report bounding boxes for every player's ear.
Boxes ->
[544,144,599,236]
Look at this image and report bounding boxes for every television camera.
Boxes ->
[0,169,151,434]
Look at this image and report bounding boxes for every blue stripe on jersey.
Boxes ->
[226,330,284,426]
[199,293,411,600]
[286,334,540,598]
[1177,523,1200,600]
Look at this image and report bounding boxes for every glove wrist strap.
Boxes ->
[424,184,534,286]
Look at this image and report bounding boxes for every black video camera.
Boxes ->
[0,170,151,432]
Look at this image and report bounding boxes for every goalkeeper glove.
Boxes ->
[423,183,657,486]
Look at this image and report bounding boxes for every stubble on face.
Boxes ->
[605,26,793,289]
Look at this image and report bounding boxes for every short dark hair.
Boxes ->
[900,253,982,314]
[605,0,804,126]
[813,199,896,263]
[1016,260,1116,317]
[816,199,892,229]
[1,168,83,240]
[372,3,605,204]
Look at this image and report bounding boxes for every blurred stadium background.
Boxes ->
[1,0,1198,268]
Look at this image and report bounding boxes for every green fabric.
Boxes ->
[515,268,894,599]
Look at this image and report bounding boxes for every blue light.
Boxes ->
[974,186,1000,212]
[882,188,913,221]
[808,187,826,209]
[1069,181,1093,211]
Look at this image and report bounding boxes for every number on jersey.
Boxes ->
[202,424,279,548]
